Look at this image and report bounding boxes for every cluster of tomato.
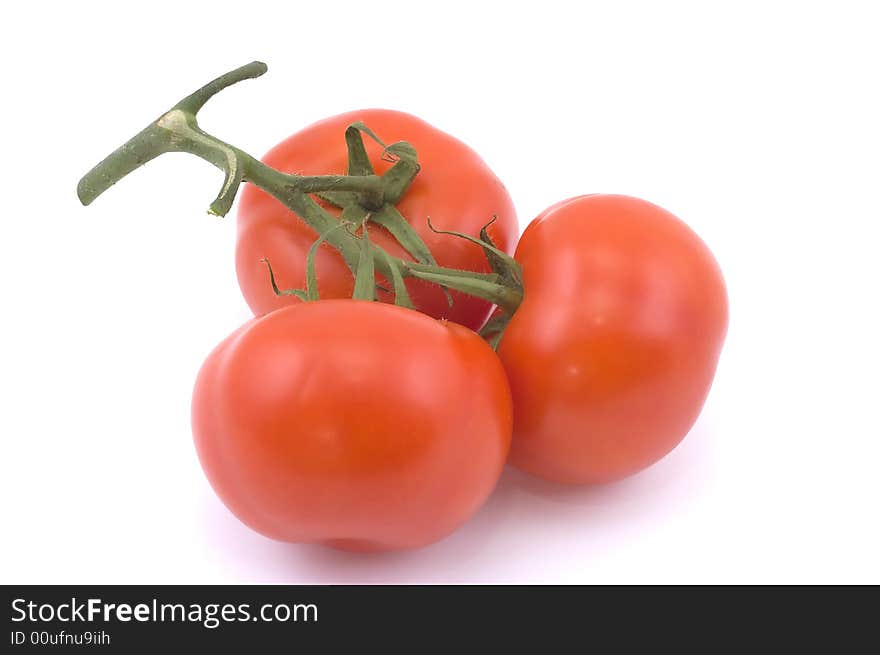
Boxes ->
[190,109,728,552]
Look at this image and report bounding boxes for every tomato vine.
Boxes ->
[77,61,523,328]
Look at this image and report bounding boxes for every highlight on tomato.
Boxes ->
[191,300,512,552]
[496,194,728,485]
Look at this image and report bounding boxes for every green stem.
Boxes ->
[403,268,522,313]
[76,61,524,317]
[404,262,500,281]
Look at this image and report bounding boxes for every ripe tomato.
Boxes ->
[498,195,728,485]
[191,301,512,551]
[236,109,518,330]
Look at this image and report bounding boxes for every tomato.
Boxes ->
[236,109,518,330]
[191,300,512,551]
[498,195,728,485]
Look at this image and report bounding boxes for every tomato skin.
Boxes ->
[498,195,728,485]
[191,301,512,551]
[236,109,518,331]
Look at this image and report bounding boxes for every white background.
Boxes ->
[1,1,878,584]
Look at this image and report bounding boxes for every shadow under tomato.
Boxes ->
[499,420,716,507]
[198,417,717,583]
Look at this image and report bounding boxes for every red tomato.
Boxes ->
[191,301,512,551]
[236,109,518,330]
[498,195,728,485]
